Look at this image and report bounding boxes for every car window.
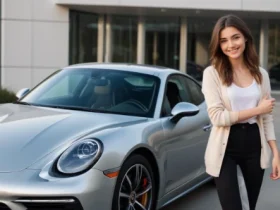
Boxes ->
[21,68,160,118]
[124,76,154,87]
[161,75,192,117]
[39,74,84,100]
[180,76,204,106]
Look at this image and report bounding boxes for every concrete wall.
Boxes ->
[55,0,280,12]
[1,0,69,92]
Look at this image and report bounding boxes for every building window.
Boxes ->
[145,17,180,69]
[186,17,260,81]
[111,16,137,63]
[69,11,98,64]
[245,19,261,55]
[268,21,280,87]
[187,18,216,80]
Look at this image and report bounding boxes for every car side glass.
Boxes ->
[161,76,184,117]
[181,77,204,106]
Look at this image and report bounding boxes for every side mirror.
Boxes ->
[170,102,199,123]
[16,88,30,100]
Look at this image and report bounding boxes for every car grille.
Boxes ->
[0,203,10,210]
[12,197,84,210]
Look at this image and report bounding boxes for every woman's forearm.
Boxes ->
[236,107,261,123]
[268,140,280,158]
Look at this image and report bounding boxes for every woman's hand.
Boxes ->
[258,95,275,115]
[270,156,280,180]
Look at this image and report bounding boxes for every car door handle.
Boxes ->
[203,124,212,131]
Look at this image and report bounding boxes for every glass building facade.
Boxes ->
[69,11,98,64]
[144,17,180,69]
[69,10,280,88]
[111,16,138,63]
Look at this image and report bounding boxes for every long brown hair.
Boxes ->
[209,14,262,86]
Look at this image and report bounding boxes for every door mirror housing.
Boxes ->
[16,88,30,100]
[170,102,199,123]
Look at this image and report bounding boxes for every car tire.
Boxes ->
[112,154,157,210]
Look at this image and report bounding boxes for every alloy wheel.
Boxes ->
[118,164,153,210]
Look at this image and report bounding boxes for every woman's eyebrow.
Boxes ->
[231,33,241,37]
[220,33,241,40]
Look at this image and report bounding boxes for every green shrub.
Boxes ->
[0,88,17,104]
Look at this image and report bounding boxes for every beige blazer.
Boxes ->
[202,66,276,177]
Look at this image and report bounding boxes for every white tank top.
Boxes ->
[227,79,260,124]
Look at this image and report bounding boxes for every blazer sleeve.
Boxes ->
[202,67,239,127]
[261,69,276,141]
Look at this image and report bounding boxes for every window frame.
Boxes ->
[179,74,205,106]
[160,73,204,118]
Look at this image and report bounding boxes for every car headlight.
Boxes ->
[57,138,103,174]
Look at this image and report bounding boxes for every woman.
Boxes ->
[202,14,280,210]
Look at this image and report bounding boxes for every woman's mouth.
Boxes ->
[227,47,240,54]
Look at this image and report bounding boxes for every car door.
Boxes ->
[160,74,211,194]
[180,75,211,176]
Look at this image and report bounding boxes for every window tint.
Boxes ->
[124,76,155,87]
[180,76,204,106]
[161,74,204,117]
[39,74,84,100]
[21,68,160,118]
[161,75,190,117]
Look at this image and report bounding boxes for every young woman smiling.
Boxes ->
[202,14,280,210]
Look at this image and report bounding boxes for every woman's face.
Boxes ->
[219,26,246,60]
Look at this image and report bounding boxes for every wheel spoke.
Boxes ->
[120,192,130,199]
[135,200,147,210]
[127,204,136,210]
[134,164,143,191]
[125,175,133,191]
[136,184,152,198]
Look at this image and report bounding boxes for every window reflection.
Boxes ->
[111,16,137,63]
[245,20,260,55]
[187,18,216,80]
[145,17,180,69]
[187,18,260,81]
[70,11,98,64]
[268,22,280,89]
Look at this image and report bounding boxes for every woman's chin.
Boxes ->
[227,53,242,60]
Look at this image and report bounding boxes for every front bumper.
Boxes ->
[0,168,117,210]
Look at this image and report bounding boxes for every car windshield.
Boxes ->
[20,68,160,117]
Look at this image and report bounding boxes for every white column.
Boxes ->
[105,16,113,62]
[137,16,145,64]
[97,15,105,63]
[180,17,187,73]
[259,19,269,69]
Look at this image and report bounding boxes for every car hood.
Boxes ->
[0,104,147,172]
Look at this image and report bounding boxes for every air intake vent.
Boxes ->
[13,197,83,210]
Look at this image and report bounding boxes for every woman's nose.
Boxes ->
[228,40,234,48]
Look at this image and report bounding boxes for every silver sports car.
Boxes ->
[0,63,212,210]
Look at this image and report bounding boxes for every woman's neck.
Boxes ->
[229,56,247,72]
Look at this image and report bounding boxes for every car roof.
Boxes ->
[64,62,183,76]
